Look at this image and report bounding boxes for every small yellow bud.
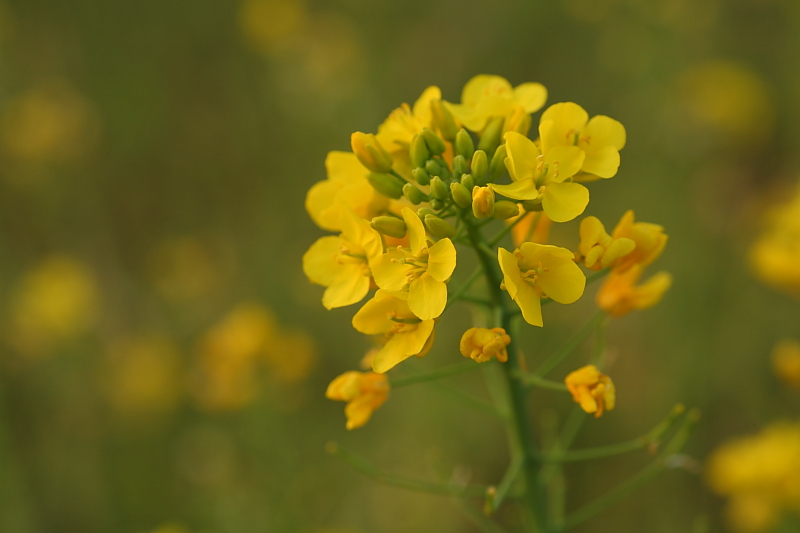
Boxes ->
[493,200,519,220]
[424,215,457,239]
[450,182,472,209]
[430,99,459,141]
[430,176,449,201]
[459,327,511,363]
[455,128,475,159]
[403,183,428,205]
[412,167,430,186]
[471,149,488,185]
[472,186,495,219]
[478,116,504,155]
[565,365,615,417]
[489,144,507,183]
[410,133,430,168]
[422,127,447,156]
[460,173,474,191]
[351,132,393,173]
[366,172,405,199]
[370,216,407,239]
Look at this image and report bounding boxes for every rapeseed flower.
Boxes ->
[750,182,800,296]
[326,370,390,429]
[596,265,672,317]
[460,327,511,363]
[376,86,441,155]
[565,364,615,417]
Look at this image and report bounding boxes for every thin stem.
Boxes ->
[391,360,480,387]
[535,312,605,377]
[584,268,610,285]
[429,380,502,418]
[444,265,484,311]
[488,211,533,247]
[486,456,523,513]
[459,294,492,307]
[515,371,569,392]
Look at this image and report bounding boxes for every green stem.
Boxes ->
[515,372,569,392]
[584,268,610,285]
[429,381,502,417]
[535,312,605,377]
[487,456,523,513]
[488,211,533,247]
[391,361,480,387]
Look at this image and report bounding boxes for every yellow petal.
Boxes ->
[581,145,620,179]
[344,395,377,429]
[371,250,410,292]
[462,75,512,108]
[585,115,626,151]
[542,182,589,222]
[372,320,435,373]
[322,266,370,309]
[632,271,672,309]
[352,290,400,334]
[514,281,543,327]
[340,207,383,260]
[408,274,447,320]
[544,146,585,183]
[513,83,547,113]
[302,236,344,286]
[498,247,521,299]
[536,257,585,304]
[503,131,540,181]
[491,179,541,201]
[305,180,342,231]
[444,102,483,132]
[411,86,442,126]
[540,102,588,153]
[402,207,427,256]
[426,238,457,282]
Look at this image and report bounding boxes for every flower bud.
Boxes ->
[367,172,404,199]
[429,198,445,210]
[370,216,407,239]
[472,186,495,219]
[430,176,449,201]
[455,128,475,159]
[460,173,474,190]
[452,154,468,178]
[412,167,430,186]
[351,132,393,173]
[492,200,520,220]
[403,183,428,205]
[424,215,457,239]
[410,133,430,168]
[477,116,504,155]
[430,99,459,142]
[450,182,472,209]
[416,207,437,219]
[489,144,507,183]
[565,365,615,418]
[425,159,442,177]
[422,127,447,156]
[460,327,511,363]
[471,150,488,185]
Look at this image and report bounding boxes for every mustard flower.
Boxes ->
[306,151,390,232]
[565,365,615,417]
[352,290,436,373]
[376,86,441,155]
[371,207,456,320]
[445,74,547,133]
[351,131,394,174]
[609,210,668,272]
[472,185,495,219]
[498,243,585,327]
[460,327,510,363]
[539,102,626,181]
[326,370,389,430]
[750,182,800,296]
[577,216,636,271]
[490,131,588,223]
[596,265,672,317]
[302,208,384,309]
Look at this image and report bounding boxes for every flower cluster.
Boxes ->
[304,74,672,428]
[750,181,800,297]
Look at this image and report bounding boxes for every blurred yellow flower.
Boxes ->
[707,422,800,532]
[372,207,456,321]
[376,86,441,155]
[326,370,389,430]
[750,182,800,296]
[303,208,383,309]
[352,290,435,373]
[490,131,588,223]
[459,327,510,363]
[596,265,672,317]
[264,327,317,384]
[239,0,307,55]
[771,339,800,389]
[565,364,615,417]
[147,237,229,304]
[498,243,585,327]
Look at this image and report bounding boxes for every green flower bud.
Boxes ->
[422,127,447,156]
[412,167,430,186]
[472,186,495,219]
[410,133,430,168]
[370,216,407,239]
[452,154,468,178]
[430,176,449,201]
[416,207,437,219]
[460,173,474,190]
[492,200,520,220]
[489,144,507,183]
[425,159,442,176]
[351,132,393,173]
[403,183,428,205]
[471,150,488,185]
[477,116,504,155]
[455,128,475,159]
[430,198,445,210]
[522,198,544,211]
[450,182,472,209]
[367,172,404,199]
[424,215,457,239]
[430,99,459,142]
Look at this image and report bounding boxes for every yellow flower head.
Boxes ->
[460,327,511,363]
[539,102,626,181]
[371,207,456,320]
[303,207,384,309]
[596,265,672,318]
[351,131,394,174]
[490,131,588,223]
[376,86,441,155]
[771,339,800,389]
[352,290,436,373]
[564,364,615,417]
[750,182,800,296]
[445,74,547,133]
[326,370,390,430]
[498,243,585,327]
[305,151,390,232]
[472,185,495,219]
[609,210,668,272]
[577,216,636,271]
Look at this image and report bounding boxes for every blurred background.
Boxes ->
[0,0,799,531]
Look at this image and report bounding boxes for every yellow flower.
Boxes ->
[564,364,615,417]
[596,265,672,317]
[490,131,588,223]
[750,182,800,296]
[459,327,510,363]
[609,210,668,272]
[264,328,317,384]
[376,86,441,155]
[445,74,547,133]
[498,243,585,327]
[326,370,390,430]
[352,290,436,373]
[371,207,456,320]
[351,131,393,173]
[472,185,495,219]
[577,216,636,271]
[303,208,384,309]
[771,339,800,389]
[539,102,626,181]
[305,151,390,232]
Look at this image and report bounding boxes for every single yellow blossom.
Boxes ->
[498,243,585,327]
[445,74,547,133]
[539,102,626,181]
[609,210,668,272]
[303,207,383,309]
[771,339,800,389]
[305,151,390,232]
[460,327,511,363]
[326,370,389,430]
[596,265,672,317]
[376,86,441,155]
[565,364,615,417]
[351,131,393,173]
[490,131,588,223]
[472,185,495,219]
[352,290,435,373]
[371,207,456,320]
[577,216,636,271]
